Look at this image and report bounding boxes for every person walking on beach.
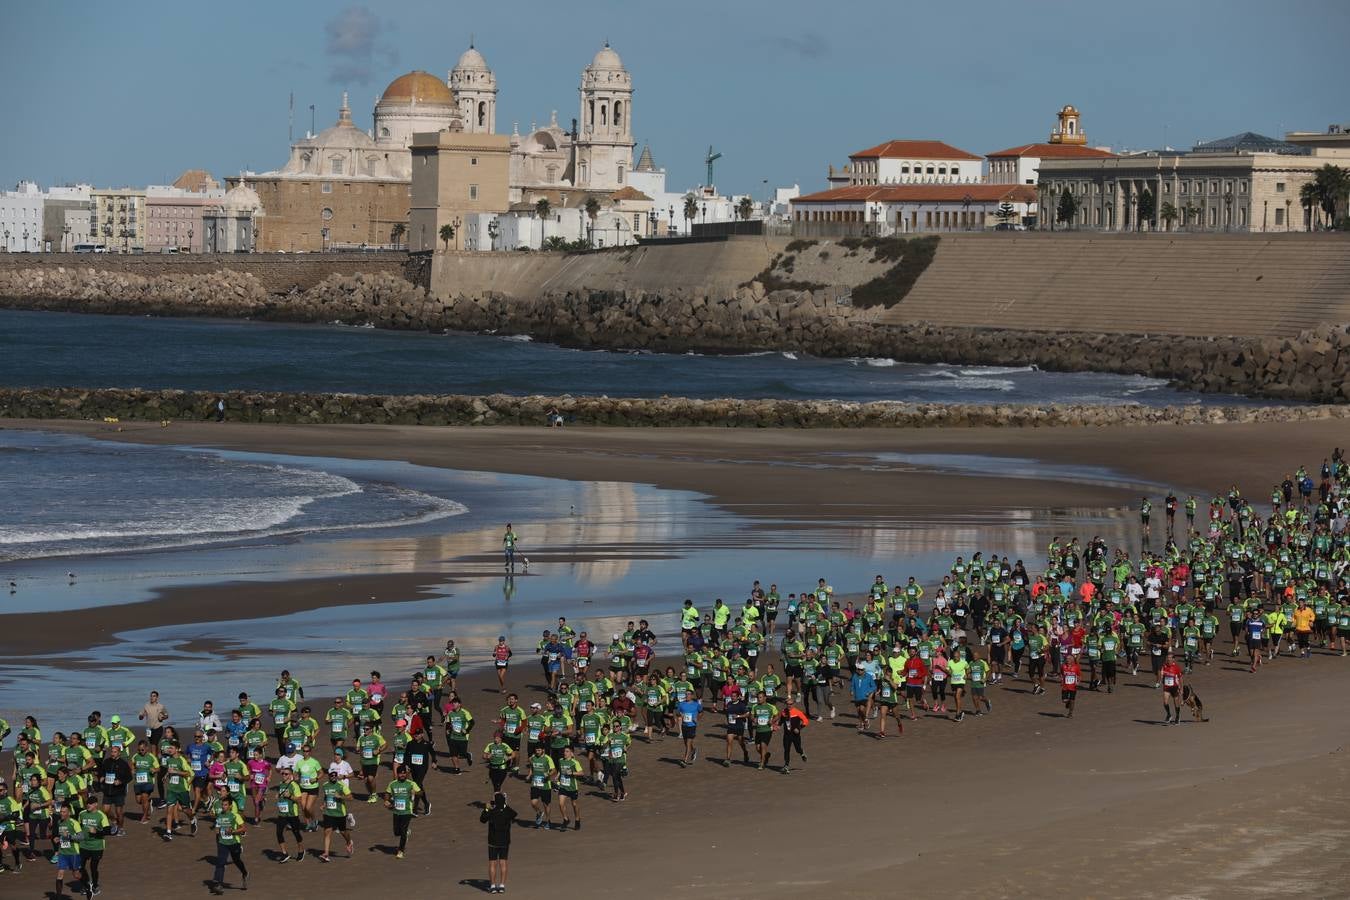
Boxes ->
[138,691,169,747]
[215,398,225,422]
[502,524,519,571]
[479,792,517,894]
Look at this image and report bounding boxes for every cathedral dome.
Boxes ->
[380,71,454,105]
[588,43,624,70]
[221,182,261,212]
[454,46,489,71]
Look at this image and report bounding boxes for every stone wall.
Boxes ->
[0,252,407,293]
[2,386,1345,429]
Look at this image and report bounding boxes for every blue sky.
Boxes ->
[2,0,1346,196]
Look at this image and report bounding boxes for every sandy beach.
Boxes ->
[3,416,1350,896]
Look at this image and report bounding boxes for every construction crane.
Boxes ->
[705,146,723,188]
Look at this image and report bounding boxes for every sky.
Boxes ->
[2,0,1347,197]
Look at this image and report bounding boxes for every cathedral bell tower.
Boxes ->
[1050,105,1087,145]
[575,42,634,190]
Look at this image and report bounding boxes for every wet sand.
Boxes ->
[4,417,1350,895]
[2,644,1347,898]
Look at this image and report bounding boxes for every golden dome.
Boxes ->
[380,71,454,105]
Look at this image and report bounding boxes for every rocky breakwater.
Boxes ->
[3,386,1347,429]
[0,266,427,324]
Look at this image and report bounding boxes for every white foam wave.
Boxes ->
[499,334,534,343]
[959,366,1035,376]
[864,357,896,367]
[781,351,799,361]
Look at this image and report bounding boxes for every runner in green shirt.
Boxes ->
[160,745,195,840]
[53,806,85,897]
[324,698,352,750]
[319,770,353,861]
[749,694,779,768]
[526,746,557,830]
[383,766,421,858]
[210,795,249,891]
[356,723,388,802]
[482,736,513,795]
[555,746,584,831]
[948,654,970,722]
[130,741,159,827]
[77,804,111,894]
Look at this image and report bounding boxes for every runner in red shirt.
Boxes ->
[903,655,928,721]
[1060,651,1081,719]
[1159,653,1185,725]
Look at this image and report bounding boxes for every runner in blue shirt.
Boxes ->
[675,693,701,769]
[850,665,876,734]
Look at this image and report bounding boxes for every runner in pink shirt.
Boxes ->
[247,747,272,825]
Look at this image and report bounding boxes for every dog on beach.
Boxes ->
[1181,684,1207,722]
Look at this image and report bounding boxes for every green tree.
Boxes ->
[1313,164,1350,228]
[1136,188,1155,230]
[487,217,500,251]
[1159,201,1178,231]
[438,223,455,250]
[583,197,601,246]
[682,193,699,233]
[996,202,1016,226]
[535,198,552,220]
[1300,182,1321,229]
[1055,189,1079,229]
[737,196,754,221]
[1182,202,1202,229]
[390,222,406,249]
[543,235,569,251]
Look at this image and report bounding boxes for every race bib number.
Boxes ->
[531,774,545,787]
[1063,674,1077,686]
[394,798,408,811]
[104,773,117,785]
[135,772,149,784]
[410,753,425,766]
[325,797,338,811]
[1164,675,1177,687]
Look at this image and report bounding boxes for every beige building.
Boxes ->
[90,188,146,252]
[1036,132,1350,232]
[242,93,411,251]
[408,130,511,251]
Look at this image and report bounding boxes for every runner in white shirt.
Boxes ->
[327,749,354,788]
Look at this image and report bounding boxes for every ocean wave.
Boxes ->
[781,351,799,361]
[959,366,1036,376]
[0,493,468,561]
[499,334,534,343]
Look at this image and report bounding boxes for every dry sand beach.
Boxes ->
[3,418,1350,898]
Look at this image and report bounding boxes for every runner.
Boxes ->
[382,765,421,859]
[1160,652,1185,725]
[482,732,513,795]
[525,745,557,829]
[555,746,584,830]
[272,767,305,862]
[208,794,248,893]
[777,700,808,775]
[492,637,513,693]
[721,688,750,767]
[1060,651,1081,719]
[603,722,632,801]
[318,769,354,862]
[675,691,701,768]
[502,523,519,570]
[77,796,111,897]
[53,805,84,899]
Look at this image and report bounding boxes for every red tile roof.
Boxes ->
[794,184,1038,204]
[986,143,1116,159]
[849,140,982,161]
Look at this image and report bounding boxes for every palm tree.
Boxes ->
[1159,201,1178,232]
[1300,182,1321,230]
[535,198,552,248]
[1182,203,1202,230]
[583,196,601,246]
[438,223,455,250]
[390,223,406,250]
[737,197,754,221]
[682,193,699,235]
[1313,164,1350,229]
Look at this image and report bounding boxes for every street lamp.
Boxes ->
[23,228,29,252]
[1223,191,1234,232]
[187,227,193,254]
[1128,193,1138,232]
[62,224,71,252]
[3,228,9,252]
[647,209,657,239]
[321,227,330,252]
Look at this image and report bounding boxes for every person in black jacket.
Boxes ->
[99,746,133,835]
[479,793,517,894]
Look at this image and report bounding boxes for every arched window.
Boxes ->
[614,101,623,127]
[600,103,607,126]
[587,100,594,128]
[617,164,624,184]
[477,101,486,127]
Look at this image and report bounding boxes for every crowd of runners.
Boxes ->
[3,450,1350,895]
